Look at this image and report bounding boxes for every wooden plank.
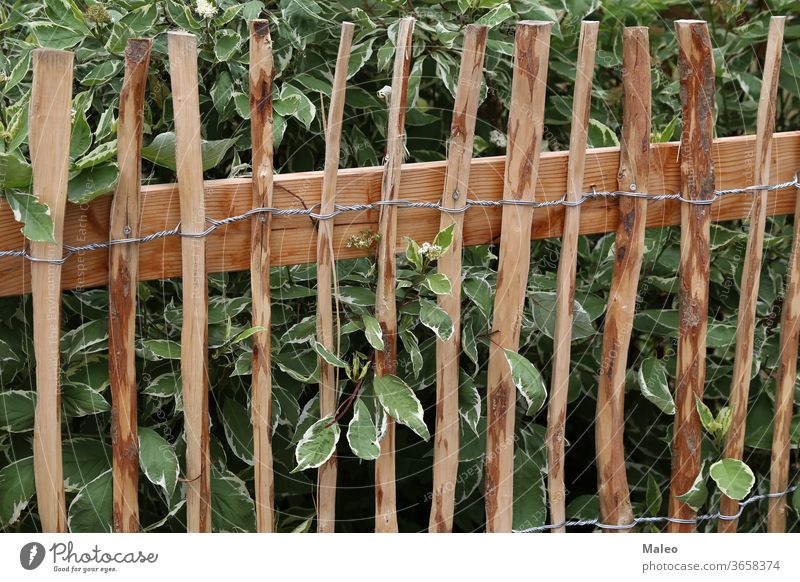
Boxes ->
[546,20,598,534]
[374,16,414,534]
[1,133,800,297]
[109,38,151,534]
[248,19,275,534]
[316,21,354,534]
[719,16,785,533]
[594,26,650,532]
[168,31,211,533]
[428,24,488,534]
[29,48,73,534]
[485,21,551,534]
[668,20,716,533]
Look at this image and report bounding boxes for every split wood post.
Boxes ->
[374,16,415,533]
[546,20,599,534]
[168,31,211,533]
[29,48,73,533]
[316,21,355,534]
[595,26,650,532]
[668,20,715,533]
[484,21,551,534]
[719,16,785,533]
[428,23,488,534]
[249,18,276,534]
[109,38,151,533]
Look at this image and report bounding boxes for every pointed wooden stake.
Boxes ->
[109,38,151,534]
[30,48,73,534]
[484,21,551,533]
[546,20,599,534]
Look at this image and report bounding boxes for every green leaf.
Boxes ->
[433,224,456,255]
[0,456,35,528]
[293,416,340,472]
[362,314,384,351]
[141,132,236,172]
[337,286,375,307]
[62,437,111,493]
[347,399,380,461]
[419,299,454,341]
[3,190,55,243]
[424,273,452,295]
[675,464,708,511]
[29,22,84,49]
[637,358,675,415]
[530,292,595,340]
[62,383,111,417]
[142,372,180,398]
[74,141,118,171]
[0,391,36,432]
[373,374,430,441]
[513,426,547,530]
[347,38,375,79]
[0,152,32,189]
[476,4,515,28]
[405,237,423,270]
[313,341,347,368]
[67,164,119,204]
[709,458,755,501]
[211,466,255,532]
[463,277,493,318]
[503,349,547,415]
[81,61,121,87]
[143,339,182,360]
[69,109,92,159]
[68,470,112,532]
[138,427,179,498]
[695,397,716,435]
[645,474,662,517]
[61,319,108,362]
[459,374,481,432]
[214,30,241,61]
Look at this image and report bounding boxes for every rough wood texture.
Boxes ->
[109,38,151,534]
[168,32,211,533]
[1,133,799,297]
[374,16,414,533]
[595,26,650,532]
[484,21,551,534]
[668,20,716,533]
[29,48,73,534]
[546,20,598,534]
[248,19,275,534]
[316,21,354,534]
[428,24,488,534]
[719,16,785,533]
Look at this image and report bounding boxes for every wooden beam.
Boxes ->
[485,20,551,534]
[168,31,211,533]
[109,37,151,534]
[595,26,650,532]
[29,48,73,534]
[1,133,799,297]
[668,20,716,534]
[316,21,354,534]
[248,18,276,534]
[719,16,785,533]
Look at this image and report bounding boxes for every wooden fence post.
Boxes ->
[29,48,73,534]
[485,21,551,534]
[719,16,785,533]
[595,26,650,532]
[249,18,276,535]
[316,21,355,534]
[429,23,488,534]
[374,16,415,533]
[109,38,151,534]
[546,20,599,534]
[668,20,715,533]
[168,31,211,533]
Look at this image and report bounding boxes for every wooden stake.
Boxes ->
[668,20,716,533]
[595,26,650,532]
[248,19,276,534]
[429,24,488,534]
[29,48,73,534]
[316,21,355,534]
[485,21,551,534]
[719,16,785,533]
[546,20,599,534]
[168,31,211,533]
[109,38,151,534]
[374,16,414,533]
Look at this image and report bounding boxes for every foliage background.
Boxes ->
[1,0,800,532]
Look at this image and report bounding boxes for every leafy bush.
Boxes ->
[1,0,799,532]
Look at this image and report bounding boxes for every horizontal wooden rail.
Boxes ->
[1,131,799,297]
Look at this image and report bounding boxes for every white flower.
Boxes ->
[419,242,443,259]
[376,85,392,101]
[489,129,507,148]
[195,0,218,19]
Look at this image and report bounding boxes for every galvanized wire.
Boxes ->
[514,485,798,532]
[1,175,798,266]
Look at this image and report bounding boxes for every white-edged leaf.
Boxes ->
[68,469,112,532]
[4,190,55,243]
[313,341,347,367]
[362,314,384,350]
[637,358,675,414]
[0,456,35,528]
[710,458,755,501]
[221,398,254,466]
[459,375,481,432]
[347,399,380,461]
[373,374,430,440]
[424,273,452,295]
[211,466,255,532]
[293,416,340,472]
[419,299,453,341]
[675,463,708,511]
[433,223,455,255]
[503,349,547,415]
[138,427,179,498]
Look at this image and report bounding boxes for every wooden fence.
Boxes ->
[1,16,799,533]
